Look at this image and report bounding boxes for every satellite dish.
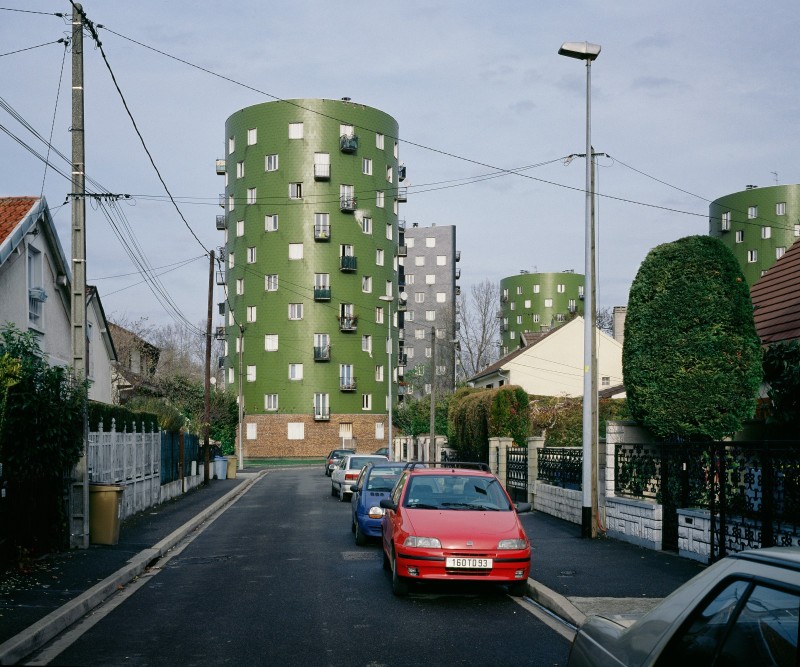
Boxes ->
[399,292,408,302]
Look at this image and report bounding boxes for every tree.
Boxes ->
[762,340,800,427]
[457,279,500,378]
[623,235,762,440]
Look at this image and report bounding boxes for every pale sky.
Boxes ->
[2,1,798,333]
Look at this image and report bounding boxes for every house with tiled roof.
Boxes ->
[751,234,800,344]
[0,196,116,402]
[467,316,625,397]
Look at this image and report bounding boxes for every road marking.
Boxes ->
[511,595,577,643]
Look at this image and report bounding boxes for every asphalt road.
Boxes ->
[29,468,571,666]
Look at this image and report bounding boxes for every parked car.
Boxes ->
[380,462,531,597]
[331,454,388,501]
[324,448,354,477]
[350,463,406,545]
[372,447,389,457]
[567,546,800,666]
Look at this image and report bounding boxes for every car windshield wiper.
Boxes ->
[406,502,439,509]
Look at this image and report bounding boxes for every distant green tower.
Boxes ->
[709,184,800,286]
[219,99,403,457]
[498,271,585,355]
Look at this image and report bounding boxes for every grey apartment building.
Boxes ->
[400,224,459,397]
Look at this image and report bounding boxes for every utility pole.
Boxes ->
[429,327,436,461]
[203,250,214,485]
[590,149,598,538]
[69,3,89,549]
[237,325,244,470]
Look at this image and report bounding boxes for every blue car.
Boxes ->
[350,463,406,546]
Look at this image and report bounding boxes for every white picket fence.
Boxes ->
[87,419,161,520]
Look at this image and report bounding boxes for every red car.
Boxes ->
[380,462,532,597]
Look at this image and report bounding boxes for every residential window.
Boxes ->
[247,246,257,263]
[314,212,330,238]
[288,303,303,320]
[228,251,234,269]
[544,298,553,307]
[776,202,786,215]
[288,243,304,260]
[748,205,757,219]
[362,276,372,293]
[415,292,425,303]
[436,365,446,376]
[516,285,523,295]
[247,187,257,205]
[236,161,245,179]
[795,225,800,237]
[375,365,384,382]
[524,299,531,308]
[246,305,257,322]
[27,246,43,324]
[362,158,372,175]
[375,307,384,324]
[376,422,384,440]
[415,328,425,339]
[406,348,414,359]
[228,195,235,212]
[557,284,566,293]
[436,292,446,303]
[236,219,244,237]
[517,316,523,325]
[424,383,431,395]
[376,133,384,149]
[246,365,256,382]
[532,314,540,323]
[533,284,540,293]
[406,238,415,248]
[313,152,330,178]
[776,247,786,259]
[425,310,436,321]
[289,182,303,199]
[406,274,415,285]
[340,123,354,137]
[747,249,758,263]
[314,393,329,419]
[265,154,279,172]
[288,122,303,139]
[735,230,744,243]
[425,347,432,358]
[228,136,235,154]
[265,334,278,351]
[601,376,610,387]
[289,363,303,380]
[246,423,257,440]
[721,211,731,231]
[386,166,393,183]
[510,302,516,311]
[362,217,372,234]
[236,278,244,295]
[362,394,372,411]
[436,255,447,266]
[247,128,257,145]
[426,274,435,285]
[394,141,399,158]
[266,274,278,291]
[376,248,384,265]
[568,299,576,312]
[555,314,565,322]
[761,226,772,239]
[426,237,436,248]
[228,367,234,384]
[362,335,372,353]
[265,214,278,232]
[265,394,278,411]
[287,422,304,440]
[436,328,445,339]
[415,256,425,267]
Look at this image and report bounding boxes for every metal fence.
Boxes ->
[161,431,200,484]
[506,447,528,502]
[537,446,582,490]
[614,440,800,559]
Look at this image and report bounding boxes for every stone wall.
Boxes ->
[605,496,663,550]
[532,480,582,524]
[240,413,387,458]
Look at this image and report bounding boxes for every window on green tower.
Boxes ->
[265,154,278,172]
[247,128,257,145]
[265,214,278,232]
[264,394,278,411]
[265,334,278,351]
[776,202,786,216]
[288,122,303,139]
[289,363,303,380]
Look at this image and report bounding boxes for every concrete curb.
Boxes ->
[0,474,263,666]
[527,579,587,628]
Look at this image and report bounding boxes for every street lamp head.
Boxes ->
[558,41,601,61]
[378,295,393,303]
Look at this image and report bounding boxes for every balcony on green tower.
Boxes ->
[339,195,357,212]
[339,315,358,332]
[340,376,357,391]
[314,345,331,361]
[314,287,332,301]
[340,134,359,153]
[314,223,331,241]
[314,163,330,180]
[314,406,330,420]
[339,255,357,272]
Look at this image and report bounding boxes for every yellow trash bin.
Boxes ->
[226,456,237,479]
[89,484,124,545]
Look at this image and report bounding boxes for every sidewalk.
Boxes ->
[0,474,260,665]
[521,510,707,626]
[0,471,707,663]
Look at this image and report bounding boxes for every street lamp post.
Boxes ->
[559,41,601,539]
[378,295,394,461]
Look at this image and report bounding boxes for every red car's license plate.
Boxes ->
[446,557,492,569]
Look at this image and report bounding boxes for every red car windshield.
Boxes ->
[403,475,512,511]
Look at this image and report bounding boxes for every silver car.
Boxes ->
[568,546,800,666]
[330,454,388,502]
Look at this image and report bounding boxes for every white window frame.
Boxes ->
[265,394,278,411]
[266,274,278,291]
[236,278,244,295]
[761,226,772,239]
[288,303,303,320]
[375,248,384,266]
[288,243,304,260]
[425,237,436,248]
[236,161,245,179]
[265,334,278,351]
[247,187,257,205]
[362,276,372,293]
[376,133,384,149]
[228,136,235,154]
[246,365,256,382]
[289,182,303,199]
[287,422,305,440]
[288,363,304,380]
[236,219,244,237]
[265,214,278,232]
[362,158,372,175]
[362,217,372,234]
[246,423,257,440]
[246,305,257,322]
[362,335,372,354]
[247,246,257,263]
[776,202,786,216]
[247,128,257,145]
[265,154,279,172]
[288,122,304,139]
[748,205,758,219]
[362,394,372,411]
[376,191,384,208]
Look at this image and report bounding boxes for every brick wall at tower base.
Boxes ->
[239,413,388,458]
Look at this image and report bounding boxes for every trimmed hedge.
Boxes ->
[448,385,529,462]
[529,395,630,446]
[88,401,159,433]
[623,235,762,440]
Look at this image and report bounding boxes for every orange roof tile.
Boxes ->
[751,238,800,344]
[0,196,38,245]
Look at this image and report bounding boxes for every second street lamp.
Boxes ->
[378,295,394,461]
[559,40,601,539]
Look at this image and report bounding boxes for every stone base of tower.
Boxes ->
[238,413,389,458]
